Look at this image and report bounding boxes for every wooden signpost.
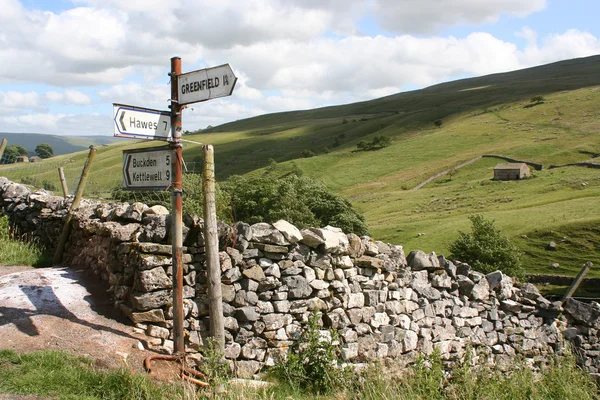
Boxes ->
[113,57,236,354]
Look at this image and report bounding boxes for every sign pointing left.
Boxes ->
[113,103,172,141]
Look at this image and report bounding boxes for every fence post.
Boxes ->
[53,146,96,265]
[58,167,69,197]
[203,144,224,350]
[561,261,593,304]
[169,56,185,355]
[0,138,7,162]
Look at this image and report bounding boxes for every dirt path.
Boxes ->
[0,265,152,372]
[411,156,482,190]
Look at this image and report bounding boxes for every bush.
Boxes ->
[270,312,351,395]
[449,214,524,278]
[221,175,368,235]
[301,149,315,158]
[355,135,391,151]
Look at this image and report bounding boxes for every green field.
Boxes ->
[1,55,599,277]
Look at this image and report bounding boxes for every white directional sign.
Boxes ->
[113,104,172,141]
[178,64,237,106]
[122,147,173,190]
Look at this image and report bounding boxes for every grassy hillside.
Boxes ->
[0,132,120,157]
[1,55,599,277]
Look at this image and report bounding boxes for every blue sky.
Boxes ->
[1,0,599,136]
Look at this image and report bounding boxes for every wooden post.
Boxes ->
[0,138,7,162]
[561,261,593,304]
[170,56,185,355]
[53,146,96,265]
[58,167,69,197]
[203,144,224,349]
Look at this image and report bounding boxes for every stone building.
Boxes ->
[493,163,531,180]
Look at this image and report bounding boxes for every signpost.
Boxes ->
[113,57,236,355]
[113,104,172,141]
[177,64,237,106]
[122,147,173,190]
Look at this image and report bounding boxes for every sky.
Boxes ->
[1,0,600,136]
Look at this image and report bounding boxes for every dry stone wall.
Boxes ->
[1,176,599,378]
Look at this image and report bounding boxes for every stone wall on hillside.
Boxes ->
[1,176,599,379]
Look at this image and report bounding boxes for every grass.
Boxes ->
[0,349,597,400]
[0,350,178,399]
[0,215,51,267]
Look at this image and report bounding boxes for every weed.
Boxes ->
[270,312,351,395]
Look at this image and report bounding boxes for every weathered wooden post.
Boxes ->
[170,56,185,355]
[0,138,7,162]
[203,144,224,349]
[561,261,593,304]
[53,146,96,265]
[58,167,69,197]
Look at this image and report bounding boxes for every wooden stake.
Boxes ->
[561,261,593,304]
[58,167,69,197]
[53,146,96,265]
[203,144,224,349]
[0,138,7,162]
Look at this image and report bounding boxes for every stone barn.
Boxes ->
[493,163,531,180]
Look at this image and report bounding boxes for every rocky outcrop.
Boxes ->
[1,177,599,379]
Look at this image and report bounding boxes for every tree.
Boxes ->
[221,175,368,235]
[449,215,523,278]
[301,149,315,158]
[35,143,53,159]
[434,119,443,128]
[355,135,391,151]
[530,95,545,104]
[1,146,19,163]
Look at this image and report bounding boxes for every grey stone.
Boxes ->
[135,267,171,292]
[273,219,303,243]
[470,279,490,301]
[250,222,289,245]
[243,265,265,281]
[236,307,260,322]
[131,290,171,311]
[282,275,313,299]
[407,250,441,270]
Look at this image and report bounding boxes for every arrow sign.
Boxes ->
[113,103,172,141]
[122,147,173,190]
[177,64,237,105]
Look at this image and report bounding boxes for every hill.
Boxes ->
[0,132,120,156]
[1,55,599,279]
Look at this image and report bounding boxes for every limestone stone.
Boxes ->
[300,229,326,248]
[242,265,265,281]
[407,250,441,270]
[131,290,171,311]
[273,219,303,243]
[282,275,313,299]
[136,267,171,292]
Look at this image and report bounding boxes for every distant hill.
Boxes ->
[0,133,120,156]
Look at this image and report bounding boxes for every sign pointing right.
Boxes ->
[177,64,237,106]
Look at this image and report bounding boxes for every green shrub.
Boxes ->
[221,175,368,235]
[270,312,351,395]
[449,214,524,278]
[301,149,316,158]
[355,135,392,151]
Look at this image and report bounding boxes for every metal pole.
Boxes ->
[203,144,224,349]
[58,167,69,197]
[0,138,7,163]
[53,146,96,265]
[170,56,185,354]
[561,261,593,304]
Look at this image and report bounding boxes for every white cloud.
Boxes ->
[373,0,547,34]
[45,90,91,105]
[0,112,109,135]
[0,91,40,111]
